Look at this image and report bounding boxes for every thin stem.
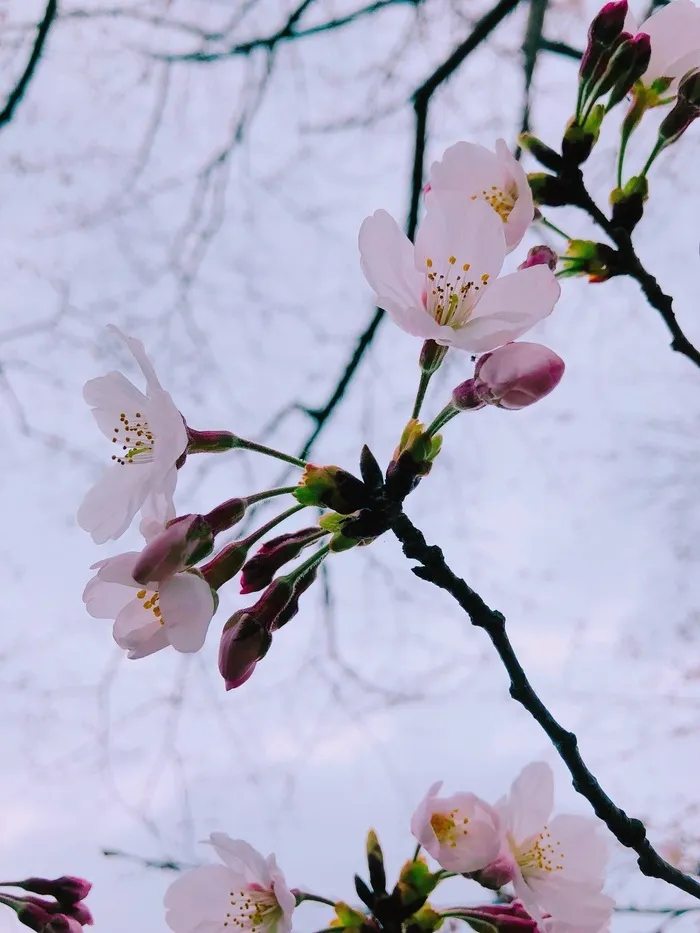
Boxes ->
[286,543,331,583]
[616,134,629,189]
[237,438,308,469]
[640,139,664,178]
[246,486,298,504]
[538,215,573,241]
[426,405,460,437]
[412,842,422,861]
[245,504,307,549]
[296,892,337,908]
[412,370,434,420]
[391,510,700,902]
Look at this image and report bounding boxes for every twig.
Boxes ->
[516,0,549,150]
[0,0,58,132]
[567,175,700,370]
[390,509,700,902]
[295,0,522,461]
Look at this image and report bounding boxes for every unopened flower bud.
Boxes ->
[559,238,619,282]
[273,566,318,630]
[218,608,274,690]
[455,901,538,933]
[366,830,386,895]
[240,527,324,594]
[419,339,448,375]
[518,133,563,172]
[658,68,700,145]
[395,858,440,915]
[580,1,628,81]
[602,33,651,109]
[203,497,247,535]
[610,173,648,231]
[132,514,214,585]
[4,878,91,908]
[465,342,565,410]
[451,379,487,412]
[562,104,604,165]
[518,245,558,271]
[294,465,370,514]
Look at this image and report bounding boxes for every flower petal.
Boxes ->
[208,834,272,888]
[502,761,554,841]
[415,196,506,283]
[149,390,188,472]
[83,575,134,619]
[269,856,295,932]
[164,864,235,932]
[108,324,164,393]
[547,814,608,886]
[95,552,142,587]
[450,265,560,353]
[359,209,424,307]
[159,574,215,653]
[83,372,148,430]
[495,138,534,251]
[126,625,171,659]
[641,0,700,82]
[410,786,501,873]
[78,463,151,544]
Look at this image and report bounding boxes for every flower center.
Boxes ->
[470,184,516,222]
[512,827,564,876]
[224,887,281,930]
[430,809,470,847]
[110,411,155,466]
[136,588,163,623]
[424,255,490,329]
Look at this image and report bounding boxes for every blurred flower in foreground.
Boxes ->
[627,0,700,88]
[426,140,534,252]
[358,195,560,353]
[164,835,295,933]
[78,325,187,544]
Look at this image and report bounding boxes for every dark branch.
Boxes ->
[0,0,58,132]
[568,175,700,371]
[517,0,549,148]
[295,0,522,461]
[539,38,582,60]
[391,510,700,902]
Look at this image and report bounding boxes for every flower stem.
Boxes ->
[244,504,307,549]
[411,370,434,420]
[235,438,308,468]
[640,139,664,178]
[246,486,298,505]
[412,842,421,861]
[187,428,307,468]
[295,892,337,908]
[426,405,459,437]
[538,215,572,241]
[286,543,331,584]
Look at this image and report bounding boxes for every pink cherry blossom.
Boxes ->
[164,834,295,933]
[627,0,700,87]
[410,781,502,873]
[358,197,560,353]
[426,140,534,252]
[78,326,187,544]
[83,519,216,658]
[473,342,565,410]
[490,763,613,932]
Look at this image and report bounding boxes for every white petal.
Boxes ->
[126,625,170,659]
[140,481,177,538]
[526,876,613,924]
[83,371,148,429]
[164,864,235,933]
[450,265,560,353]
[108,324,164,393]
[149,390,188,471]
[495,138,534,251]
[504,761,554,841]
[160,574,215,653]
[547,814,608,885]
[513,870,546,924]
[95,552,142,586]
[269,857,295,931]
[78,464,151,544]
[83,575,134,619]
[208,834,272,888]
[428,141,508,197]
[641,0,700,82]
[358,209,424,309]
[415,196,506,281]
[113,598,159,645]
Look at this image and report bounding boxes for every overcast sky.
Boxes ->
[2,1,700,931]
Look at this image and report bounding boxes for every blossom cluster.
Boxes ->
[0,876,92,932]
[162,763,613,933]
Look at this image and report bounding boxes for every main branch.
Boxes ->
[0,0,58,132]
[391,510,700,902]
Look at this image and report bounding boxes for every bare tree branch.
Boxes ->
[295,0,523,461]
[0,0,58,132]
[517,0,549,149]
[391,510,700,902]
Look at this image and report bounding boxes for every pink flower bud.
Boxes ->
[518,245,557,271]
[3,877,91,907]
[240,528,324,594]
[218,610,273,691]
[459,901,539,933]
[580,1,629,84]
[474,342,564,410]
[132,515,214,586]
[451,378,487,412]
[203,497,248,535]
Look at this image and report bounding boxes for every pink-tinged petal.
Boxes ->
[108,324,164,393]
[112,598,158,645]
[164,864,236,932]
[415,197,506,282]
[450,266,560,353]
[495,139,534,251]
[208,835,272,887]
[410,786,502,873]
[526,876,613,924]
[410,781,444,851]
[83,576,134,619]
[503,762,554,841]
[126,624,170,659]
[358,209,424,308]
[140,480,177,539]
[641,0,700,81]
[149,390,188,471]
[513,871,546,925]
[83,371,148,427]
[159,574,215,653]
[660,47,700,87]
[95,552,142,587]
[428,141,510,197]
[78,463,151,544]
[547,814,608,885]
[269,857,295,931]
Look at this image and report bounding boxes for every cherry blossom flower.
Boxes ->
[426,140,534,252]
[490,762,613,931]
[78,326,187,544]
[358,197,560,353]
[452,342,565,411]
[83,519,216,658]
[410,781,502,872]
[164,834,295,933]
[627,0,700,87]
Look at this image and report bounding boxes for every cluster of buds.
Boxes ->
[0,876,92,932]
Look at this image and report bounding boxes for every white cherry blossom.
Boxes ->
[427,140,534,252]
[164,834,295,933]
[78,326,187,544]
[358,197,560,353]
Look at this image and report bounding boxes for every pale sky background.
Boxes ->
[2,1,700,931]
